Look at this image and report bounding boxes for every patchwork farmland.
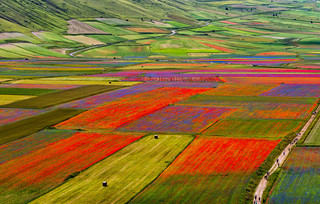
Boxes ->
[0,0,320,203]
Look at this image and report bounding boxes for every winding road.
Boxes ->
[253,104,320,204]
[69,29,177,57]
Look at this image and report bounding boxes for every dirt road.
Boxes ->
[253,104,320,204]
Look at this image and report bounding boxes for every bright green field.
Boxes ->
[203,118,303,139]
[0,88,58,96]
[14,43,68,57]
[31,135,194,204]
[304,117,320,146]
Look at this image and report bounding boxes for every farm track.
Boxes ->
[253,104,320,204]
[69,29,177,57]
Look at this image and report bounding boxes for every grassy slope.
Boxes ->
[0,0,197,33]
[31,135,194,204]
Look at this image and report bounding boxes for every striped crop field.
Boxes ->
[260,84,320,97]
[202,83,279,96]
[0,132,143,204]
[0,129,75,164]
[31,135,193,204]
[55,87,210,130]
[124,76,224,83]
[268,147,320,203]
[118,106,234,133]
[58,83,161,109]
[3,85,123,109]
[229,102,317,120]
[0,108,45,125]
[203,118,304,139]
[131,137,279,203]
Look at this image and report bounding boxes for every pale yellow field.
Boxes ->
[0,78,11,82]
[12,80,141,86]
[0,95,35,105]
[64,35,104,45]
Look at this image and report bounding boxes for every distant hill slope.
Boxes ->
[0,0,197,33]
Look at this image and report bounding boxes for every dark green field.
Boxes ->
[2,85,124,109]
[0,109,84,145]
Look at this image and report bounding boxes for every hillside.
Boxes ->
[0,0,197,33]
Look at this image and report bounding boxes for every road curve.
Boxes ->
[253,104,320,204]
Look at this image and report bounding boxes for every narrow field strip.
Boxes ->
[31,135,193,204]
[0,109,84,145]
[2,85,124,109]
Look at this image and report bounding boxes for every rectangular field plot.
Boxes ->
[202,83,278,96]
[0,132,143,204]
[268,147,320,203]
[131,137,279,203]
[2,85,123,109]
[260,84,320,97]
[55,87,209,130]
[203,119,304,139]
[0,109,83,145]
[118,106,233,133]
[31,135,193,204]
